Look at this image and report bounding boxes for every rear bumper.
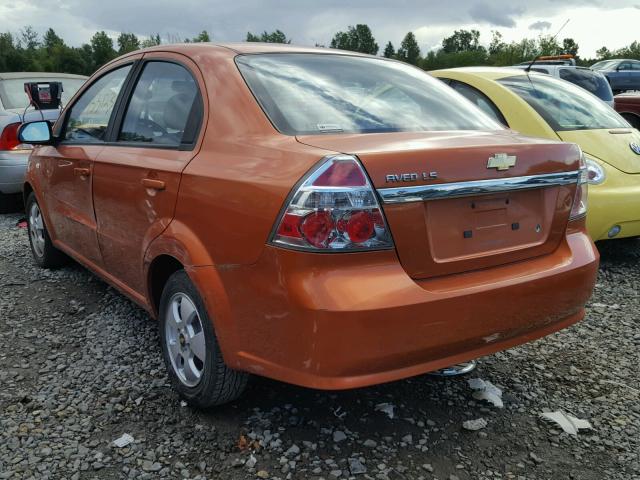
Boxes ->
[587,167,640,240]
[0,151,29,194]
[193,226,598,390]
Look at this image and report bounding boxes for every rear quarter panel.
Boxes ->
[168,51,333,267]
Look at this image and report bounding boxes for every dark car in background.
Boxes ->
[591,59,640,94]
[0,72,87,211]
[614,92,640,129]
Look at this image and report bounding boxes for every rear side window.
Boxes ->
[64,66,132,143]
[119,62,199,147]
[559,69,613,102]
[449,80,508,126]
[236,53,502,135]
[530,68,549,74]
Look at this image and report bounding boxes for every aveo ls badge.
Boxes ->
[385,171,438,182]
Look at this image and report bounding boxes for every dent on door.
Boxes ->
[92,149,186,294]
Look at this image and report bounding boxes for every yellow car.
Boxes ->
[432,67,640,241]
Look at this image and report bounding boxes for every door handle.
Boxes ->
[74,167,90,177]
[141,178,166,190]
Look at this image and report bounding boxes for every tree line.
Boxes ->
[1,24,639,76]
[327,25,640,69]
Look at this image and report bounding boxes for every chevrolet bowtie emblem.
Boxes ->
[487,153,516,171]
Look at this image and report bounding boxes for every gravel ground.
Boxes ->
[1,211,639,480]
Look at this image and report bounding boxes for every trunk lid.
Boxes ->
[557,128,640,174]
[297,130,581,279]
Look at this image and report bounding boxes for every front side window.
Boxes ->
[236,53,502,135]
[449,80,507,126]
[499,74,628,131]
[119,62,199,146]
[64,65,132,143]
[619,62,632,71]
[558,68,613,102]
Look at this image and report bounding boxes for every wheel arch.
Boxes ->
[147,254,184,316]
[143,220,226,319]
[144,234,240,366]
[22,182,58,241]
[619,111,640,129]
[22,181,34,206]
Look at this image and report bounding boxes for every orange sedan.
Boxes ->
[17,44,598,407]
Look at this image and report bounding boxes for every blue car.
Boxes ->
[591,59,640,94]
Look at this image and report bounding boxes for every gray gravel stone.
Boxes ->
[332,430,347,443]
[0,213,639,480]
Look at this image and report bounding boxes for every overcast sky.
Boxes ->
[1,0,639,57]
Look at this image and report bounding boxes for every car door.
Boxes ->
[92,54,205,296]
[615,62,633,91]
[37,62,135,265]
[630,61,640,90]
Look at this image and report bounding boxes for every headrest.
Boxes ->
[164,93,193,131]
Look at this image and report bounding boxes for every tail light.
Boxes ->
[0,122,32,151]
[569,153,588,220]
[271,155,394,251]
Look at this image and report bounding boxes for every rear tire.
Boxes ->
[26,192,68,269]
[158,270,248,408]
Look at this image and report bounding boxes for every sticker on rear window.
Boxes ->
[317,123,343,132]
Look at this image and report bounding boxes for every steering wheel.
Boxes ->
[134,118,166,140]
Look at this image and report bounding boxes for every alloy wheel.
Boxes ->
[165,292,207,387]
[29,202,46,258]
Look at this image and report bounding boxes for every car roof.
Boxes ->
[513,65,604,74]
[597,58,640,65]
[431,66,531,80]
[0,72,88,80]
[140,42,369,57]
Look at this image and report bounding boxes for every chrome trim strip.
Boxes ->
[377,170,580,204]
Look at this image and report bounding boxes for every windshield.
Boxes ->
[236,53,502,135]
[559,68,613,102]
[0,77,86,110]
[499,74,628,131]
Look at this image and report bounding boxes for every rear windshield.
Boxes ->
[236,53,502,135]
[559,68,613,102]
[499,74,628,131]
[0,77,85,110]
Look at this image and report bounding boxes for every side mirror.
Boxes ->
[18,121,52,145]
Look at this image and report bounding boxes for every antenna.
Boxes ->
[525,19,571,72]
[552,19,570,42]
